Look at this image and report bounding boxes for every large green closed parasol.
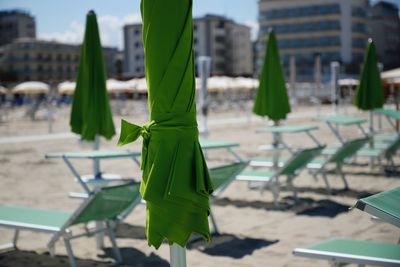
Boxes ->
[253,30,291,122]
[70,11,115,142]
[354,39,384,111]
[354,39,385,136]
[118,0,213,250]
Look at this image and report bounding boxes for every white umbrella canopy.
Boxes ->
[135,77,148,94]
[106,79,132,93]
[13,81,50,95]
[58,81,76,95]
[207,76,233,93]
[0,86,7,95]
[381,68,400,81]
[231,77,258,91]
[339,78,359,87]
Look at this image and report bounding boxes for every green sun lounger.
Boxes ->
[307,138,369,194]
[208,161,248,233]
[354,187,400,228]
[236,146,325,207]
[293,238,400,267]
[0,182,141,267]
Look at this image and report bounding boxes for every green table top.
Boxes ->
[256,125,319,133]
[45,150,141,159]
[374,108,400,121]
[315,115,367,125]
[355,187,400,228]
[199,139,239,150]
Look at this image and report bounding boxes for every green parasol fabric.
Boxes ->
[70,11,115,141]
[354,39,384,111]
[253,30,291,121]
[118,0,213,249]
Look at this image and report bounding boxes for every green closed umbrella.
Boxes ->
[253,30,291,153]
[354,39,385,137]
[70,10,115,142]
[253,29,291,123]
[118,0,212,256]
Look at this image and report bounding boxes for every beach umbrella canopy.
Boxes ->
[354,40,384,111]
[253,30,290,121]
[118,0,212,249]
[13,81,49,95]
[381,67,400,81]
[58,81,76,95]
[70,11,115,141]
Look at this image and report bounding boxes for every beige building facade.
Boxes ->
[124,14,253,77]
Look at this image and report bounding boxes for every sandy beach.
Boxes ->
[0,102,399,267]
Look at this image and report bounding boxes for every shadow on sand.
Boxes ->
[187,233,278,259]
[0,250,109,267]
[102,247,169,267]
[213,196,351,217]
[115,223,147,240]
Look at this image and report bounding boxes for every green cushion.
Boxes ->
[236,170,276,182]
[355,187,400,228]
[250,157,287,167]
[316,115,366,125]
[199,139,239,150]
[374,108,400,121]
[357,147,384,157]
[46,150,140,159]
[307,158,328,169]
[209,162,248,191]
[0,205,71,231]
[257,125,318,133]
[295,238,400,265]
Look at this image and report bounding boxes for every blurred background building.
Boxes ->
[123,14,253,78]
[0,10,36,46]
[257,0,370,81]
[368,1,400,70]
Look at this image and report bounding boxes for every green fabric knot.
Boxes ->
[118,119,155,170]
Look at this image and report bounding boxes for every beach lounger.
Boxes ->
[354,187,400,229]
[294,188,400,266]
[0,182,141,267]
[208,161,248,233]
[293,238,400,267]
[307,138,369,194]
[236,146,325,207]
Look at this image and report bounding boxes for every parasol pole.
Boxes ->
[170,244,187,267]
[197,56,211,138]
[330,61,340,114]
[289,55,296,107]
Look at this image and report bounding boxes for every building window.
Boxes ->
[134,42,140,48]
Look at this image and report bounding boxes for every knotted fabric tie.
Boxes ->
[118,119,155,170]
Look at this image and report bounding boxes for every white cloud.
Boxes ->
[39,13,142,50]
[244,20,259,41]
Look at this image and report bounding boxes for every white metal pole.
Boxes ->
[170,244,187,267]
[314,54,322,115]
[289,56,296,106]
[330,61,340,114]
[197,56,211,138]
[93,135,100,177]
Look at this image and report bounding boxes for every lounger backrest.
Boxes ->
[71,182,141,225]
[280,146,325,176]
[385,135,400,158]
[330,138,369,163]
[209,161,248,195]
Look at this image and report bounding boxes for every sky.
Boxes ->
[0,0,399,50]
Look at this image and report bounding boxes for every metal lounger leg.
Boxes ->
[269,179,280,208]
[321,171,332,195]
[96,221,105,249]
[286,175,298,202]
[337,164,349,190]
[63,236,78,267]
[105,221,123,263]
[12,229,19,248]
[209,207,219,234]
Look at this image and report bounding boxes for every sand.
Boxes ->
[0,102,399,267]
